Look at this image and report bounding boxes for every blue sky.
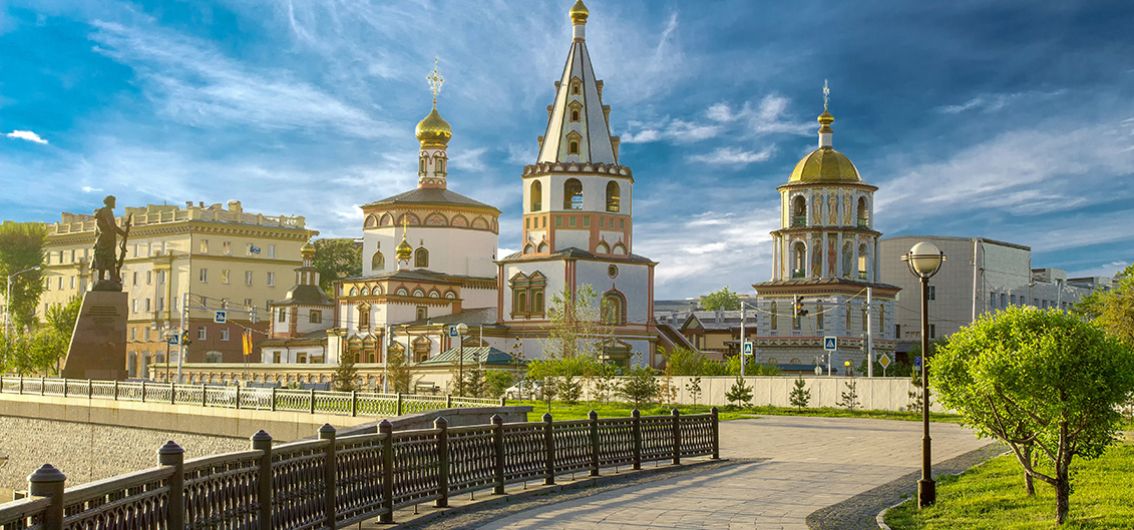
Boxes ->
[1,0,1132,298]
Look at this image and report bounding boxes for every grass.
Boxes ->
[514,400,964,424]
[885,437,1134,529]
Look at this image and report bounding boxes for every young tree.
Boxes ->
[699,287,741,311]
[589,362,620,403]
[934,307,1134,524]
[837,380,860,411]
[618,366,659,407]
[0,221,47,332]
[725,375,752,408]
[542,285,613,360]
[462,364,487,398]
[1076,263,1133,346]
[484,370,514,399]
[332,350,359,392]
[312,238,362,292]
[685,375,703,406]
[789,376,811,411]
[385,348,413,393]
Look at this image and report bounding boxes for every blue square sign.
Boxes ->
[214,310,227,324]
[823,336,837,352]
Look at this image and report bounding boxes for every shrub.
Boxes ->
[725,376,752,407]
[789,376,810,411]
[618,366,659,407]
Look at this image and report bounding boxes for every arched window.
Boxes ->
[571,109,580,122]
[842,242,853,278]
[792,242,806,278]
[770,301,778,330]
[564,178,583,210]
[531,180,543,211]
[414,247,429,268]
[845,302,852,330]
[371,251,385,271]
[571,78,582,95]
[857,197,869,227]
[605,181,620,213]
[816,301,824,330]
[569,101,582,123]
[879,304,886,332]
[858,243,869,280]
[358,304,370,331]
[791,196,807,227]
[517,292,528,314]
[568,141,579,155]
[418,157,426,176]
[601,291,627,325]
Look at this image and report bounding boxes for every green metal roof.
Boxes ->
[418,346,525,367]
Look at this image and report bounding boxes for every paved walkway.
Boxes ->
[472,416,991,530]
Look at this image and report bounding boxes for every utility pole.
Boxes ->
[866,287,874,377]
[177,291,188,383]
[739,302,746,378]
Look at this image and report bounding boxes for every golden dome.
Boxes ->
[569,0,589,25]
[415,106,452,147]
[396,235,414,262]
[300,241,316,257]
[789,147,860,183]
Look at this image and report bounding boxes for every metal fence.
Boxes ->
[0,409,719,529]
[0,375,502,417]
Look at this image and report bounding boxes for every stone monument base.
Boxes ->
[61,290,128,380]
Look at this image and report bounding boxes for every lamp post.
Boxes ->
[5,265,41,336]
[456,323,469,396]
[902,241,946,508]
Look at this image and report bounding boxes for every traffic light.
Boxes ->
[793,296,810,318]
[181,330,192,346]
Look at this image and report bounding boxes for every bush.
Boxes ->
[837,380,860,411]
[618,366,659,407]
[788,376,810,410]
[485,370,514,399]
[725,376,752,407]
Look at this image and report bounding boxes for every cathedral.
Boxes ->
[263,1,662,376]
[751,86,899,372]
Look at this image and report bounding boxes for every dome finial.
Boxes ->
[570,0,589,25]
[416,58,453,148]
[396,216,413,263]
[427,56,444,107]
[817,79,834,148]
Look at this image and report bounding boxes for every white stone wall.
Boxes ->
[501,260,567,320]
[575,260,651,325]
[362,225,498,277]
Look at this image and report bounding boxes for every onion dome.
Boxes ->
[300,241,316,258]
[396,233,413,262]
[788,110,860,183]
[570,0,589,25]
[415,107,452,148]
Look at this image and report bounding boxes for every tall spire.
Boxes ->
[818,79,834,149]
[536,0,619,165]
[416,58,452,189]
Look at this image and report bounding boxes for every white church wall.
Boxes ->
[501,260,568,319]
[575,260,650,324]
[555,229,590,251]
[362,226,498,277]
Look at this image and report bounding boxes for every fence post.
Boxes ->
[309,388,316,414]
[141,380,147,402]
[251,430,273,526]
[113,380,118,400]
[434,417,449,507]
[351,390,358,417]
[492,414,505,494]
[27,464,66,530]
[158,441,185,529]
[711,407,720,460]
[500,396,506,407]
[671,408,681,465]
[446,394,452,408]
[396,392,404,416]
[270,387,277,412]
[631,408,641,470]
[378,419,395,523]
[87,379,93,399]
[202,384,208,407]
[318,424,337,528]
[170,382,176,405]
[543,413,555,485]
[235,385,242,410]
[40,376,45,396]
[19,375,24,394]
[589,410,600,477]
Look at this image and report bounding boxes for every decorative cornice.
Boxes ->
[522,161,633,181]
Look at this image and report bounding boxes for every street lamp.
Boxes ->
[5,265,41,336]
[902,241,946,508]
[456,323,469,397]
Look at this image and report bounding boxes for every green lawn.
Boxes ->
[514,400,963,424]
[885,437,1134,529]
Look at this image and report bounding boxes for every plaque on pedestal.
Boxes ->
[61,291,128,380]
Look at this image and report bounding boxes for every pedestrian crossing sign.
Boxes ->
[823,336,837,352]
[742,342,753,356]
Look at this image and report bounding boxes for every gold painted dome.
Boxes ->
[569,0,589,25]
[300,241,316,257]
[415,106,452,147]
[789,148,860,183]
[396,235,414,262]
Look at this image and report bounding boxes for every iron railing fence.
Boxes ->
[0,409,719,529]
[0,375,502,417]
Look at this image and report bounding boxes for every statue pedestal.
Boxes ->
[61,291,128,380]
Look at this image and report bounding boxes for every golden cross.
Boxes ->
[823,79,830,112]
[426,57,444,106]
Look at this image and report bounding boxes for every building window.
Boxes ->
[144,298,151,312]
[568,141,579,155]
[267,272,275,286]
[531,180,542,212]
[273,351,282,363]
[571,109,580,122]
[205,351,223,363]
[197,326,207,340]
[199,268,208,283]
[791,196,807,227]
[133,271,138,286]
[245,271,253,286]
[601,290,627,325]
[268,244,276,258]
[845,302,852,330]
[605,181,620,213]
[928,285,936,301]
[989,291,997,309]
[416,306,428,321]
[277,308,286,323]
[856,197,869,227]
[222,269,231,285]
[414,247,429,268]
[199,240,208,253]
[146,271,152,285]
[223,241,231,255]
[509,272,547,319]
[220,327,230,341]
[372,251,385,271]
[895,323,901,338]
[310,309,322,324]
[358,304,370,330]
[564,178,583,210]
[930,324,937,339]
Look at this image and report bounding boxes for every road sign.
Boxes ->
[914,356,922,368]
[823,336,837,352]
[448,324,459,337]
[742,342,753,356]
[167,334,180,345]
[878,353,892,369]
[214,310,227,324]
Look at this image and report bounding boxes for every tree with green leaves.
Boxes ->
[484,370,514,399]
[1075,263,1133,346]
[461,364,487,398]
[312,238,361,292]
[699,287,741,311]
[685,375,703,406]
[589,361,620,403]
[332,350,359,392]
[0,221,47,332]
[934,306,1134,525]
[385,348,413,393]
[837,380,860,411]
[618,366,659,407]
[542,285,612,360]
[789,376,811,411]
[725,375,752,407]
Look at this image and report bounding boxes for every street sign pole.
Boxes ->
[740,303,746,378]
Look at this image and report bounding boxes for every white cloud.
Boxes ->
[688,146,776,166]
[621,94,809,145]
[5,130,48,144]
[449,147,488,172]
[80,185,103,193]
[937,90,1066,114]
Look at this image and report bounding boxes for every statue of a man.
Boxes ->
[92,195,130,291]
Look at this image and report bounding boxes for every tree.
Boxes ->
[685,375,703,405]
[589,362,620,403]
[699,287,741,311]
[312,238,361,292]
[385,348,413,393]
[1075,263,1134,346]
[332,351,359,392]
[725,375,752,407]
[485,370,514,399]
[461,364,487,398]
[618,366,659,407]
[0,221,47,332]
[934,306,1134,524]
[725,356,780,376]
[837,380,860,411]
[789,376,811,411]
[542,285,612,360]
[45,297,81,338]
